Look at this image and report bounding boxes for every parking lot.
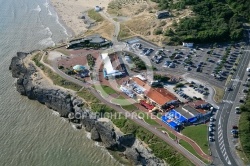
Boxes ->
[125,37,244,88]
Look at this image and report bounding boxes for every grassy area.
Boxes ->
[32,53,82,91]
[94,85,117,97]
[225,74,232,86]
[182,125,209,155]
[239,111,250,165]
[213,86,225,103]
[137,112,160,126]
[77,88,100,104]
[179,140,210,164]
[111,96,137,111]
[157,113,163,119]
[118,24,132,40]
[111,116,194,166]
[87,9,104,22]
[158,127,176,140]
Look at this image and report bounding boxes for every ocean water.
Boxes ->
[0,0,120,165]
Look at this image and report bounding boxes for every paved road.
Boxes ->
[212,42,250,166]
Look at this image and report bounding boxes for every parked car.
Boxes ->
[235,107,241,114]
[210,117,214,122]
[209,136,214,142]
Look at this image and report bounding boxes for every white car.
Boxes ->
[235,107,240,114]
[210,117,214,122]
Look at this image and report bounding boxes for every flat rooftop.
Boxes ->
[182,105,201,116]
[174,107,194,119]
[146,88,177,106]
[132,77,151,91]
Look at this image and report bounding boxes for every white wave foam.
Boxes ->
[71,124,78,131]
[55,13,69,36]
[95,142,101,147]
[61,118,67,122]
[43,1,52,16]
[39,37,55,47]
[52,111,60,116]
[33,5,41,13]
[45,27,52,36]
[86,132,91,139]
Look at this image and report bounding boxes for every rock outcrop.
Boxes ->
[9,52,165,166]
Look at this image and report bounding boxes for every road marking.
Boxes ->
[222,100,234,104]
[218,131,223,138]
[219,135,224,142]
[223,150,227,157]
[218,129,222,134]
[219,140,224,146]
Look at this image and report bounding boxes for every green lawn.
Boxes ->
[157,113,163,119]
[94,85,117,98]
[182,125,209,155]
[111,96,137,111]
[137,112,159,126]
[179,140,210,164]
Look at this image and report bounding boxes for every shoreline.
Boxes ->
[48,0,111,37]
[48,0,75,38]
[9,51,165,166]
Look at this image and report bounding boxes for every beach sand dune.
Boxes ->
[50,0,111,36]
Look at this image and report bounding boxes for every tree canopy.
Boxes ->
[152,0,249,44]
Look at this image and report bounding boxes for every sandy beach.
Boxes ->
[50,0,111,37]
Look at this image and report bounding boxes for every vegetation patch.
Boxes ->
[179,140,210,164]
[32,53,82,91]
[239,92,250,164]
[153,0,248,44]
[158,127,176,140]
[137,111,160,126]
[74,86,193,165]
[94,85,117,98]
[87,54,96,69]
[87,9,104,22]
[213,86,224,103]
[111,96,137,111]
[182,125,209,155]
[118,24,133,40]
[111,116,193,166]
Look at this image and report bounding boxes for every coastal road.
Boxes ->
[40,53,207,166]
[212,43,250,166]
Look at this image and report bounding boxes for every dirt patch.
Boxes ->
[107,0,194,45]
[84,20,115,40]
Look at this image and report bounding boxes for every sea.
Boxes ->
[0,0,121,165]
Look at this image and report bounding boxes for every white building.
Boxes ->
[101,53,123,78]
[182,42,194,48]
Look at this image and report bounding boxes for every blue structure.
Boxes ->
[162,109,188,131]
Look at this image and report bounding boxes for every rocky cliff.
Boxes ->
[9,52,165,166]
